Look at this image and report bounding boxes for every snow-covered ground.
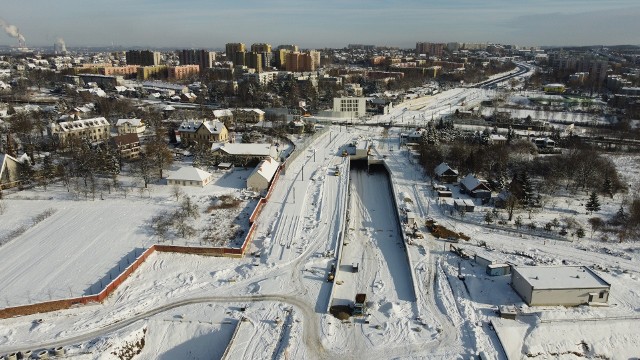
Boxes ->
[0,168,255,307]
[1,86,640,358]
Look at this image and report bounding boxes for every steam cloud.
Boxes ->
[0,18,26,44]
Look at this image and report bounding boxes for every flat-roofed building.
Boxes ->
[179,49,216,70]
[511,265,611,306]
[168,65,200,80]
[126,50,161,66]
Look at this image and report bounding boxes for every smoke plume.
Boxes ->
[0,18,26,44]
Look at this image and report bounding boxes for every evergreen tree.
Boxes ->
[612,204,629,226]
[514,215,523,229]
[510,170,536,208]
[585,191,601,214]
[506,126,515,144]
[602,176,613,198]
[484,211,494,225]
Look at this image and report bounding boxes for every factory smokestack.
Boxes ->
[0,18,26,46]
[54,37,67,54]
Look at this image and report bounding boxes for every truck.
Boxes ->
[353,293,367,316]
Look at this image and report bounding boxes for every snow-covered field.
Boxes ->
[1,84,640,358]
[0,168,255,307]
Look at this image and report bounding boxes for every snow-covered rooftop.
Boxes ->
[249,158,279,183]
[116,118,143,127]
[166,167,212,182]
[513,266,610,290]
[211,143,273,157]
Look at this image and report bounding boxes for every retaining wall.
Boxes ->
[326,157,350,312]
[0,158,286,319]
[382,161,419,303]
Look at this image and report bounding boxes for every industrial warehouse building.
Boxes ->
[511,266,610,306]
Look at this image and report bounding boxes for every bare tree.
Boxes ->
[171,185,184,201]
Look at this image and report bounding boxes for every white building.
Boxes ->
[115,118,145,135]
[318,96,367,119]
[211,143,279,161]
[166,167,214,187]
[511,266,611,306]
[247,158,279,191]
[0,153,22,189]
[49,117,110,146]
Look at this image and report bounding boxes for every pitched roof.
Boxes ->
[460,173,486,192]
[166,166,212,182]
[178,120,225,134]
[249,158,279,183]
[434,162,457,176]
[116,118,143,127]
[212,109,233,118]
[111,133,140,146]
[52,117,109,132]
[201,120,225,134]
[0,153,20,182]
[211,143,273,156]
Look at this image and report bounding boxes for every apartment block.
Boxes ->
[49,117,111,147]
[100,65,139,77]
[126,50,161,66]
[169,65,200,80]
[179,49,216,70]
[225,43,246,59]
[416,42,445,57]
[285,52,315,72]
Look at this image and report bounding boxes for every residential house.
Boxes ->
[459,173,492,198]
[434,162,458,183]
[288,119,305,134]
[212,109,234,127]
[178,120,229,147]
[0,153,21,189]
[247,158,279,191]
[233,109,265,128]
[166,166,214,187]
[488,134,507,145]
[453,198,475,212]
[110,133,141,161]
[115,118,145,135]
[49,117,111,147]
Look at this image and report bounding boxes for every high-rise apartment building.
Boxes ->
[415,42,445,57]
[126,50,161,66]
[308,50,321,70]
[246,52,263,73]
[225,43,246,60]
[251,43,273,69]
[251,43,272,53]
[285,52,315,72]
[179,49,216,70]
[275,49,290,69]
[278,44,299,52]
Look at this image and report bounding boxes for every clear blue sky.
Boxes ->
[2,0,639,49]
